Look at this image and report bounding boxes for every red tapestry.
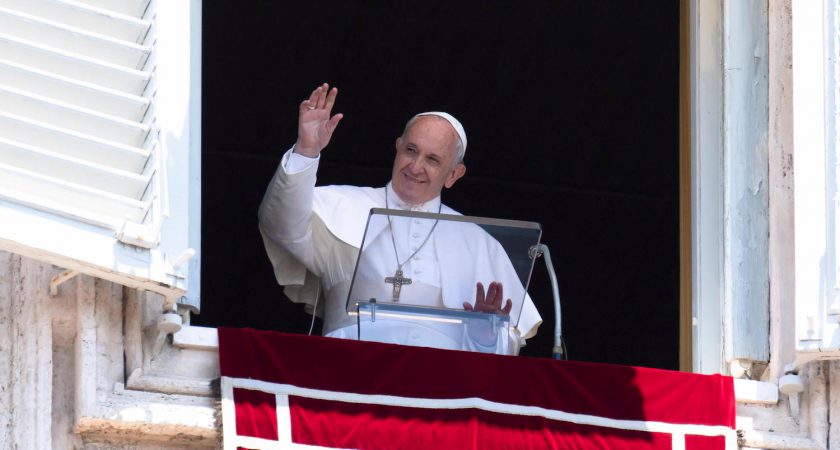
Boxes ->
[218,327,735,450]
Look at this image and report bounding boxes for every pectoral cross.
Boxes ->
[384,269,412,301]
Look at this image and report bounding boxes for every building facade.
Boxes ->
[1,0,838,448]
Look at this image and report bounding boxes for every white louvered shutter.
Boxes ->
[0,0,201,310]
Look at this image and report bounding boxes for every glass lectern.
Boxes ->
[345,208,541,354]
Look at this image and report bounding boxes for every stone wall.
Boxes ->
[5,247,840,449]
[0,251,219,449]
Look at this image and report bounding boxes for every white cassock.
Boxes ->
[258,149,542,354]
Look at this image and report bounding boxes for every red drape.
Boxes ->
[218,327,735,450]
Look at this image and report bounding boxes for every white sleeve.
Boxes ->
[258,148,320,275]
[282,146,320,174]
[258,147,344,316]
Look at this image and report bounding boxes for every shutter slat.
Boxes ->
[0,83,149,146]
[0,162,149,224]
[70,0,150,19]
[0,58,149,120]
[0,111,149,172]
[0,33,149,93]
[0,137,150,198]
[0,0,151,43]
[0,6,150,69]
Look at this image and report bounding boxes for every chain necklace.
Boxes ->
[383,188,441,301]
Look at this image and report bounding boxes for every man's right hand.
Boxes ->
[294,83,344,158]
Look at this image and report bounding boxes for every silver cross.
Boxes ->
[384,269,412,301]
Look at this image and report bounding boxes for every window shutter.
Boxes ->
[0,0,201,311]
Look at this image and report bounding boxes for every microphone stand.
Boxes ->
[530,244,566,360]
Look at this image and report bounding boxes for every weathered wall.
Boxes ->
[0,251,219,449]
[1,243,838,450]
[734,0,839,449]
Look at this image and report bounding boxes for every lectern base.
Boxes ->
[355,301,511,354]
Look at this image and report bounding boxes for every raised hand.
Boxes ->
[463,281,513,315]
[294,83,344,157]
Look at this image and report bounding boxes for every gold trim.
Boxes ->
[678,0,693,372]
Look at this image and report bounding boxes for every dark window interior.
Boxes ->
[197,1,680,369]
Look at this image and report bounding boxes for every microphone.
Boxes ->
[530,244,566,360]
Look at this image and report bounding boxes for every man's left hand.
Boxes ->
[463,281,513,315]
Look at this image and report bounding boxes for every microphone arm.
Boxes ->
[530,244,566,360]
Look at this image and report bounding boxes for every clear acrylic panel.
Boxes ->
[345,208,542,330]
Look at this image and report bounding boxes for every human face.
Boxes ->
[391,116,466,205]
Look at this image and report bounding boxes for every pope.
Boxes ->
[258,83,542,353]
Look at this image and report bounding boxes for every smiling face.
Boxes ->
[390,116,466,205]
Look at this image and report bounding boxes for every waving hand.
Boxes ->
[294,83,344,157]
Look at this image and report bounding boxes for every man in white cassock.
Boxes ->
[258,83,542,354]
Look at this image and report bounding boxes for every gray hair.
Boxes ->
[402,113,466,164]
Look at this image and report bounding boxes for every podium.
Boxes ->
[345,208,541,354]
